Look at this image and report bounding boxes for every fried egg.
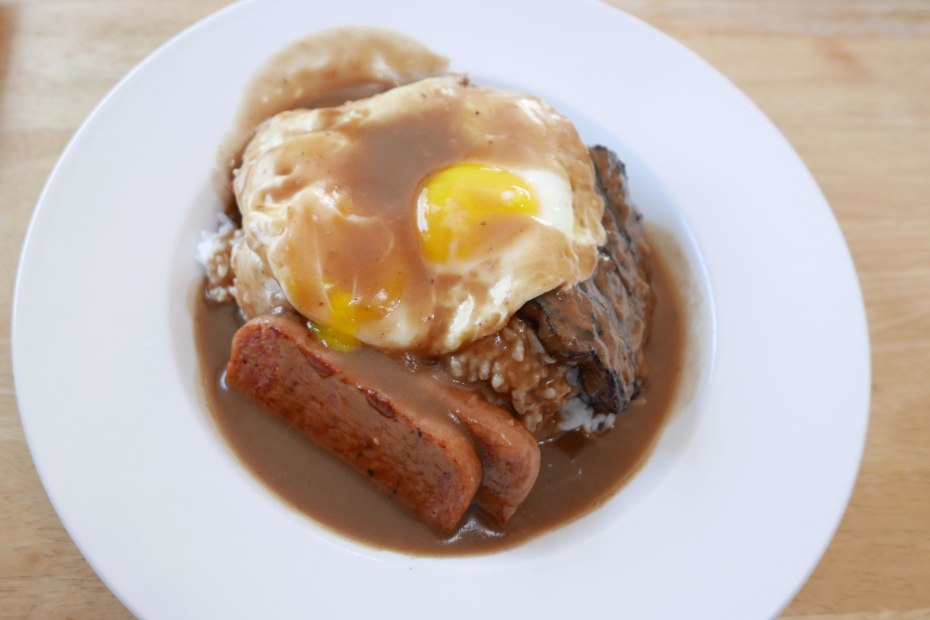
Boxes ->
[232,76,605,355]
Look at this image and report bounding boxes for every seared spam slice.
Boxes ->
[227,314,482,534]
[408,376,541,525]
[226,313,541,532]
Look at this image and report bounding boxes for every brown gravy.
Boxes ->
[216,28,448,183]
[194,232,685,556]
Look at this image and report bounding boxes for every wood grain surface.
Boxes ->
[1,1,928,617]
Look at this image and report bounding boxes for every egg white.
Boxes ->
[232,76,605,354]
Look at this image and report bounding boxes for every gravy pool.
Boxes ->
[194,231,686,556]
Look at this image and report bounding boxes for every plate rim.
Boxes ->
[12,0,871,617]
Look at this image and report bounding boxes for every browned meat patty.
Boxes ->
[518,146,654,422]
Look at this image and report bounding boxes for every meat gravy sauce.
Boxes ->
[217,28,448,181]
[195,231,686,555]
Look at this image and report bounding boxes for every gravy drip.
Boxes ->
[195,232,686,556]
[216,28,448,193]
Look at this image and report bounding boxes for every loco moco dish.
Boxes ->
[197,29,684,554]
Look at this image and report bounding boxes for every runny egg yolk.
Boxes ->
[417,163,539,263]
[307,287,359,352]
[304,276,404,352]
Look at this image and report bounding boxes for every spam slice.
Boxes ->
[226,313,541,533]
[227,314,482,533]
[409,383,541,524]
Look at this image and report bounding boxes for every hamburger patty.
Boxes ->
[436,146,654,439]
[519,146,654,418]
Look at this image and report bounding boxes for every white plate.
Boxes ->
[13,0,869,618]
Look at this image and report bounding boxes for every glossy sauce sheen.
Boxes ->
[195,234,685,555]
[217,28,449,180]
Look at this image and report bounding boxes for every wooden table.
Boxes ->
[1,1,927,617]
